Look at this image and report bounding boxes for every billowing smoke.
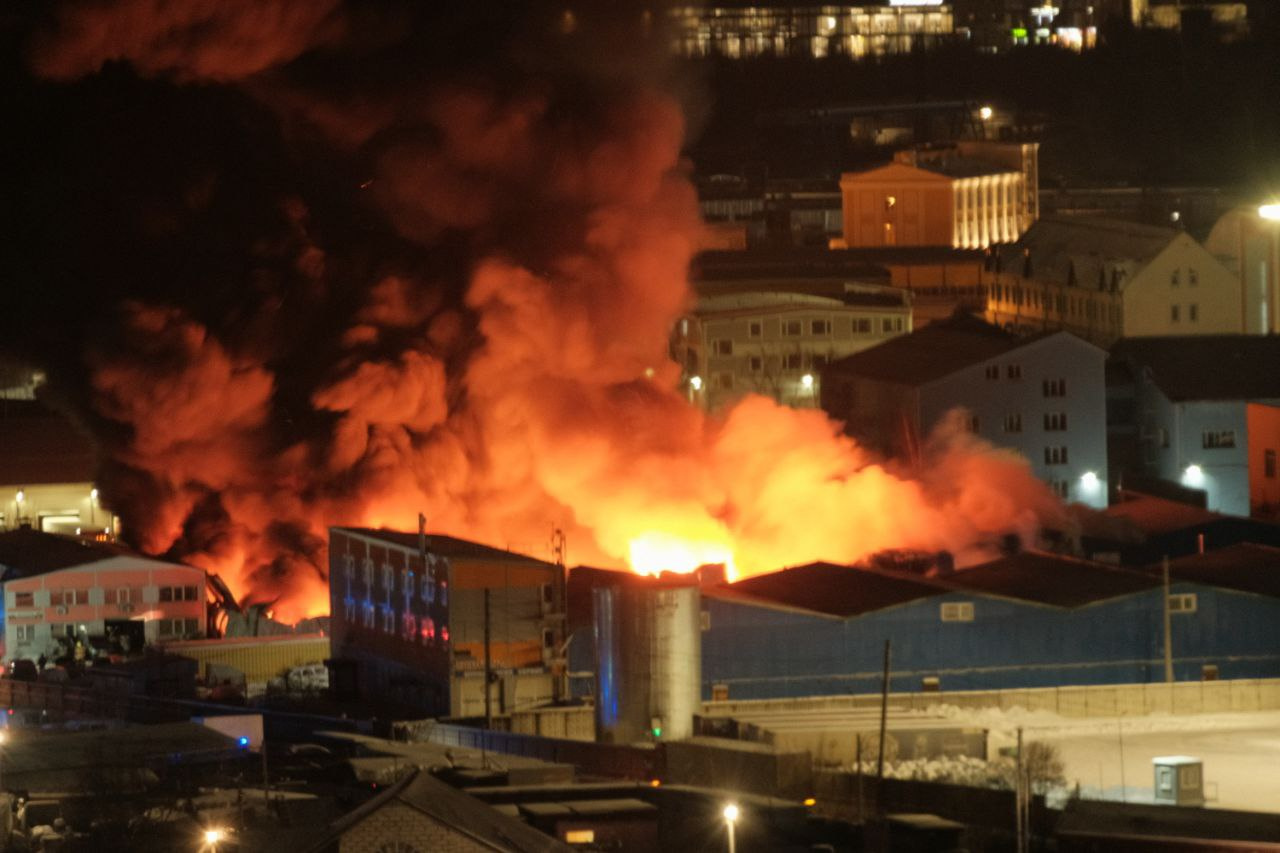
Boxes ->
[5,2,1064,622]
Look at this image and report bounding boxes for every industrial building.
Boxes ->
[699,549,1280,702]
[0,402,114,536]
[822,313,1108,506]
[326,526,565,718]
[0,527,208,662]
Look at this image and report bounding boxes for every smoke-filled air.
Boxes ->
[3,2,1065,622]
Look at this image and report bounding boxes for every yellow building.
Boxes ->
[986,217,1244,347]
[1204,205,1280,335]
[840,142,1039,250]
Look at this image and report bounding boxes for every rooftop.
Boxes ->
[334,527,554,566]
[1159,543,1280,600]
[1099,492,1223,536]
[716,561,949,618]
[941,551,1160,608]
[822,312,1034,386]
[0,527,135,579]
[1111,336,1280,402]
[995,215,1178,289]
[319,769,570,853]
[693,247,983,284]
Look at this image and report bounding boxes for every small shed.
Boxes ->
[1153,755,1204,807]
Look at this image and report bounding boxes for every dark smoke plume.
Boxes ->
[3,2,1063,620]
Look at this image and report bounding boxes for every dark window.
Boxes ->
[160,587,174,602]
[1266,449,1277,479]
[15,592,33,608]
[748,321,762,337]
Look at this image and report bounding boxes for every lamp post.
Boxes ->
[202,827,225,851]
[722,803,739,853]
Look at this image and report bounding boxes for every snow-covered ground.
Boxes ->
[922,704,1280,812]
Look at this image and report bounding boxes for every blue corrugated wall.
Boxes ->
[700,584,1280,700]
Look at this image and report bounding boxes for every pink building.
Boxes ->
[0,528,206,663]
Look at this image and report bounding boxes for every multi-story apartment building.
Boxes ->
[822,314,1108,506]
[986,217,1244,347]
[1109,337,1280,518]
[0,528,206,662]
[327,526,564,717]
[676,276,913,411]
[839,141,1039,250]
[667,3,954,60]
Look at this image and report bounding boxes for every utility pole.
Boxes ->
[1015,727,1024,853]
[875,639,891,815]
[483,588,493,731]
[1163,556,1174,683]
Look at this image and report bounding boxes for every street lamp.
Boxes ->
[1258,203,1280,222]
[722,803,739,853]
[800,373,814,390]
[689,375,703,391]
[979,105,993,121]
[202,827,226,850]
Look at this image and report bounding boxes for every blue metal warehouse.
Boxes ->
[699,545,1280,701]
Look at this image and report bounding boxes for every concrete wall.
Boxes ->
[708,678,1280,719]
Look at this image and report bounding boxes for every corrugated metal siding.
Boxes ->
[701,583,1280,700]
[164,635,331,684]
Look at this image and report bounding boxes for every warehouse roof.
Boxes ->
[823,313,1036,386]
[335,528,554,566]
[318,769,570,853]
[0,527,134,579]
[1160,543,1280,600]
[1099,493,1222,536]
[941,551,1160,608]
[1111,336,1280,402]
[718,562,949,618]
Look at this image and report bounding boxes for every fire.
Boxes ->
[627,533,737,581]
[18,8,1068,623]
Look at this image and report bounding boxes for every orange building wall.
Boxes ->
[1247,403,1280,514]
[842,185,954,248]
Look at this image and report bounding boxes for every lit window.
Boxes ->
[940,602,974,622]
[885,195,896,209]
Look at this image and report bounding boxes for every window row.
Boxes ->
[716,316,905,351]
[158,618,201,638]
[743,353,831,373]
[159,585,200,602]
[347,554,450,604]
[997,410,1065,432]
[1202,430,1235,449]
[346,598,451,645]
